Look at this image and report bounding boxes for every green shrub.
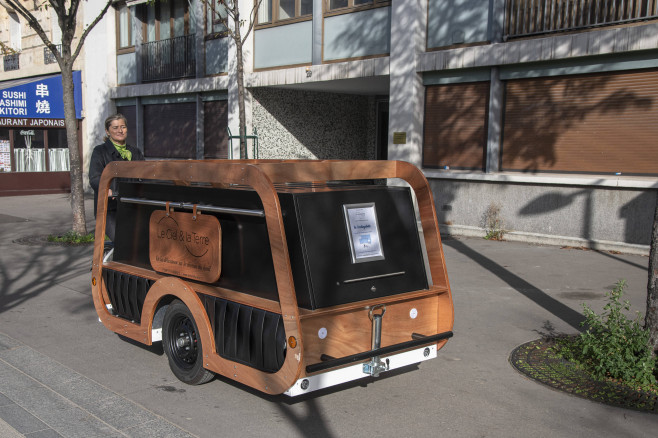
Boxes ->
[47,230,95,244]
[554,280,657,389]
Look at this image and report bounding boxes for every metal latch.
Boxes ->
[363,304,389,377]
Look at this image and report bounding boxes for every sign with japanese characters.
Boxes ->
[0,71,82,119]
[343,202,385,263]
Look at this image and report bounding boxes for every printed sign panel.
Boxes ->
[343,202,385,263]
[0,140,10,172]
[0,71,82,119]
[149,210,222,283]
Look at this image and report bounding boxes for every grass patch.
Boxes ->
[47,231,96,244]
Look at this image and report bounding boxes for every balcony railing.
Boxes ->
[44,45,62,65]
[504,0,658,39]
[142,34,196,82]
[4,53,19,71]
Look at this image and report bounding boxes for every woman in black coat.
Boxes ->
[88,113,144,241]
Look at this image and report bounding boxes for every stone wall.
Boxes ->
[251,88,376,160]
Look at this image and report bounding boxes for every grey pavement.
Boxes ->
[0,193,657,437]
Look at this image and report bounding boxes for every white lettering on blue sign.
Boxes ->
[35,100,51,114]
[36,83,49,98]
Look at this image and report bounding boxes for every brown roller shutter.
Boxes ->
[203,100,229,159]
[423,82,489,170]
[502,69,658,175]
[144,102,196,159]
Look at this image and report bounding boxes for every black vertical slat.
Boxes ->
[203,296,214,329]
[103,270,116,311]
[275,318,286,369]
[137,278,148,319]
[223,302,239,357]
[249,309,265,370]
[128,275,139,321]
[236,306,253,362]
[215,298,227,355]
[114,272,126,316]
[261,313,279,372]
[120,273,131,317]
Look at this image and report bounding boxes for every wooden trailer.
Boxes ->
[90,160,454,396]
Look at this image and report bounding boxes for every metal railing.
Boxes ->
[3,53,19,71]
[141,34,196,82]
[504,0,658,39]
[44,45,62,65]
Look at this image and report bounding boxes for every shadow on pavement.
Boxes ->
[444,239,587,330]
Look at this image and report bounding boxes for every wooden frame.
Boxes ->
[91,160,454,395]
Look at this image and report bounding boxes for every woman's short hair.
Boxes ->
[104,113,128,132]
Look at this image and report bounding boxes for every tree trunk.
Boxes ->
[646,190,658,357]
[60,65,87,235]
[233,8,247,160]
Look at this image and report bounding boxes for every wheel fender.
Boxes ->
[141,277,215,355]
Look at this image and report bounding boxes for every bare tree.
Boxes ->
[207,0,262,159]
[3,0,114,235]
[646,191,658,357]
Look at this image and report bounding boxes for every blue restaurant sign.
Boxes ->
[0,71,82,120]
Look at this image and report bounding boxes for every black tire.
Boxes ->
[162,300,214,385]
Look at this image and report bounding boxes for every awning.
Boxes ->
[125,0,150,6]
[0,71,82,119]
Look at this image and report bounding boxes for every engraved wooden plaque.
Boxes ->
[149,210,222,283]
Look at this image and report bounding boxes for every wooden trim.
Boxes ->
[297,286,449,319]
[323,1,391,18]
[322,52,388,64]
[254,14,313,30]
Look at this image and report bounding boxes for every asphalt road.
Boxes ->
[0,193,656,437]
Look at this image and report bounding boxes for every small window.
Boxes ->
[116,2,135,50]
[9,12,21,51]
[327,0,388,12]
[257,0,312,25]
[206,0,228,35]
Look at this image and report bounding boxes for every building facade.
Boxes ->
[4,1,658,252]
[0,1,86,196]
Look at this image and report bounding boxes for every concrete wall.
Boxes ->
[205,37,228,75]
[251,88,376,160]
[323,7,390,61]
[429,178,656,251]
[427,0,490,49]
[254,21,312,69]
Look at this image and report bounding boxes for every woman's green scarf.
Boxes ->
[111,139,132,160]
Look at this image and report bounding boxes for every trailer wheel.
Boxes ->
[163,300,214,385]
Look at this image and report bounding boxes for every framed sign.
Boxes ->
[343,202,385,263]
[149,210,222,283]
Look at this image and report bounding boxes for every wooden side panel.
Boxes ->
[300,295,441,369]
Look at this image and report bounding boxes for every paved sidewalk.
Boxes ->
[0,193,656,437]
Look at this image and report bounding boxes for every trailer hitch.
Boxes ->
[363,304,389,377]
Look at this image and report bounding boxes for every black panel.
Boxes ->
[114,183,279,301]
[102,269,153,322]
[283,188,428,309]
[203,295,286,373]
[114,182,428,310]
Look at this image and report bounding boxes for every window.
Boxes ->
[9,12,21,51]
[206,0,228,35]
[143,0,191,43]
[328,0,388,12]
[257,0,313,25]
[116,2,135,50]
[423,82,489,170]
